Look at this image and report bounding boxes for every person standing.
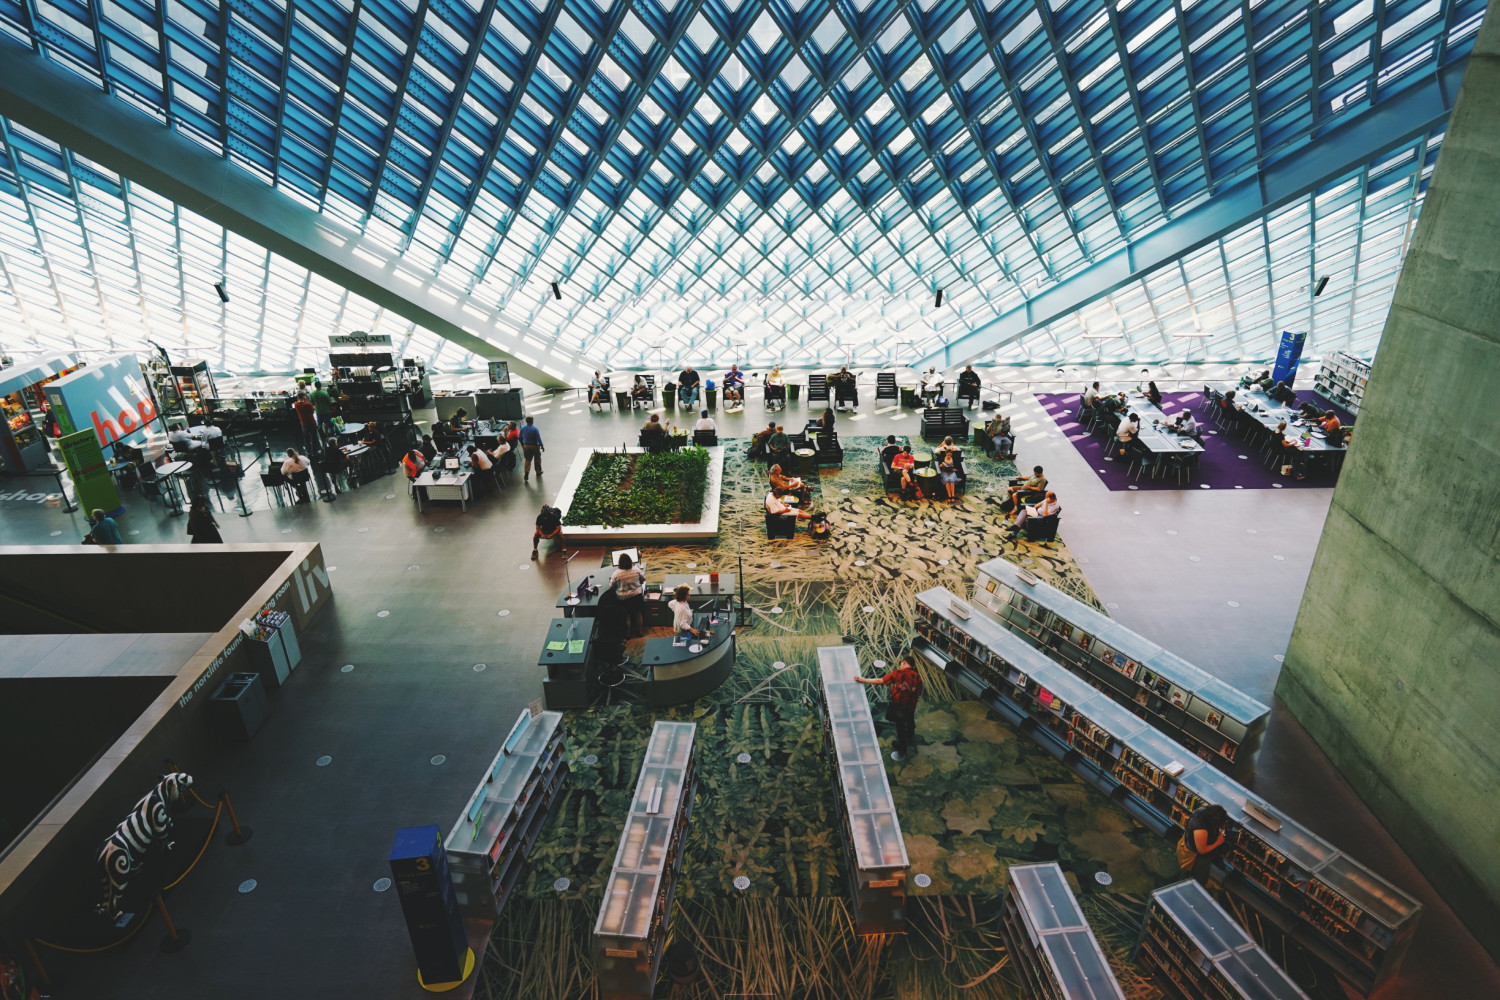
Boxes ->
[855,656,925,758]
[292,391,319,456]
[282,448,312,504]
[518,415,544,482]
[186,499,223,543]
[666,583,699,639]
[84,509,123,545]
[309,380,334,425]
[1177,804,1230,885]
[610,553,647,637]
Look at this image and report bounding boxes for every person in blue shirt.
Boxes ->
[518,415,545,482]
[85,509,123,545]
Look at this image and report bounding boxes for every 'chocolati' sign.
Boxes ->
[329,332,393,347]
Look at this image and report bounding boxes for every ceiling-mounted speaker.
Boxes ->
[213,281,229,303]
[1313,276,1329,297]
[935,288,944,307]
[551,282,562,300]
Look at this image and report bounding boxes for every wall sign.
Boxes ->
[44,354,162,450]
[329,332,393,347]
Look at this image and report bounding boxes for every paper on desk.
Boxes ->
[545,640,567,651]
[694,574,709,584]
[567,640,586,654]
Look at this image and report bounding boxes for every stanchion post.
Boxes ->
[155,894,191,953]
[24,938,54,992]
[221,791,253,846]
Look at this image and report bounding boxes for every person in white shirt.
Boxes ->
[1082,382,1101,408]
[1173,410,1199,437]
[1010,491,1061,537]
[694,410,717,433]
[766,490,812,520]
[1116,412,1140,448]
[921,367,942,401]
[281,448,312,504]
[667,584,699,639]
[467,445,493,471]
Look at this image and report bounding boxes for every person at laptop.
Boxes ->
[466,445,492,471]
[667,583,700,640]
[447,408,470,433]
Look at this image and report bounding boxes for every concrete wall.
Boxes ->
[1278,9,1500,961]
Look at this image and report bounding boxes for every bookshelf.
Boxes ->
[444,710,568,920]
[1139,879,1310,1000]
[999,863,1126,1000]
[914,587,1421,995]
[1312,351,1370,415]
[816,645,909,935]
[972,558,1268,774]
[594,721,698,1000]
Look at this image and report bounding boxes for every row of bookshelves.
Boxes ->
[972,558,1268,774]
[816,646,908,935]
[445,710,568,921]
[999,862,1125,1000]
[1139,880,1311,1000]
[594,721,698,1000]
[1312,351,1371,414]
[914,587,1420,996]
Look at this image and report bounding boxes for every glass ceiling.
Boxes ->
[0,0,1485,374]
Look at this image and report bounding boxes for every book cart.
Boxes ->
[816,645,909,934]
[972,558,1268,774]
[1139,880,1310,1000]
[999,862,1126,1000]
[913,586,1420,995]
[444,710,568,919]
[594,722,698,1000]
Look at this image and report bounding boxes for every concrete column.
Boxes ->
[1278,5,1500,959]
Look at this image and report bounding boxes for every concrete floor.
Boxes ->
[2,385,1495,999]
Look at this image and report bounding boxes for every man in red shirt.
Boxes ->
[856,656,924,758]
[889,444,916,495]
[292,391,319,455]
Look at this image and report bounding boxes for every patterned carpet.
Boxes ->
[480,436,1344,1000]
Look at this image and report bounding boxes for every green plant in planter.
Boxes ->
[563,448,711,527]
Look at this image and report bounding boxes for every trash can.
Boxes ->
[663,383,677,409]
[900,387,917,408]
[705,387,717,411]
[615,390,630,410]
[209,671,270,741]
[787,384,801,403]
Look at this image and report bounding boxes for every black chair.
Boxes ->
[630,376,657,409]
[814,429,843,469]
[763,379,786,410]
[875,372,898,402]
[765,510,796,539]
[806,374,829,404]
[833,376,858,410]
[259,469,290,507]
[692,429,718,446]
[588,378,612,410]
[1020,513,1060,542]
[957,380,980,408]
[920,407,969,441]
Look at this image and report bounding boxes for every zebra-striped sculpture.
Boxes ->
[95,772,194,921]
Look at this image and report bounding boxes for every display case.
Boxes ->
[1312,351,1370,415]
[816,645,909,935]
[913,587,1421,995]
[1139,880,1310,1000]
[594,721,697,1000]
[999,863,1125,1000]
[971,559,1268,774]
[169,359,217,415]
[444,710,567,920]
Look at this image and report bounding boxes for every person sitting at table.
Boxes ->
[1320,410,1341,435]
[879,434,902,472]
[532,503,564,560]
[1220,389,1238,412]
[631,374,652,406]
[766,489,813,522]
[1274,420,1308,479]
[1252,369,1275,390]
[1144,381,1162,406]
[937,446,963,503]
[747,420,777,459]
[1082,381,1102,408]
[401,447,425,482]
[1297,400,1322,420]
[447,408,470,433]
[1172,408,1202,442]
[722,364,745,405]
[769,463,811,502]
[1009,491,1061,538]
[419,433,438,463]
[1005,466,1047,514]
[678,366,701,409]
[667,583,701,640]
[766,424,792,467]
[282,448,313,504]
[1115,412,1140,456]
[694,409,717,434]
[1269,380,1298,406]
[890,444,917,495]
[587,372,610,408]
[167,422,202,455]
[610,553,647,637]
[641,413,668,451]
[466,444,492,471]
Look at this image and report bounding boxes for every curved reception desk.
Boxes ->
[643,612,735,706]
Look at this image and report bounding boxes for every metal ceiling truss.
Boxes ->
[0,0,1487,376]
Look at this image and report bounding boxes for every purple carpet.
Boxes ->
[1034,391,1343,492]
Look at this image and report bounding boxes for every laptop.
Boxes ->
[444,457,460,470]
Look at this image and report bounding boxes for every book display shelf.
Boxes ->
[816,645,909,935]
[999,863,1125,1000]
[972,558,1268,774]
[1139,880,1311,1000]
[1312,351,1371,415]
[594,722,698,1000]
[444,710,568,920]
[913,587,1420,995]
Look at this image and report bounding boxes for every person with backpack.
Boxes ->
[855,655,924,758]
[532,503,563,560]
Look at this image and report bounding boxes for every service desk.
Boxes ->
[557,573,737,621]
[643,611,735,707]
[540,617,595,710]
[413,468,473,512]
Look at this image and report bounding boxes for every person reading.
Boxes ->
[1143,381,1162,406]
[769,463,810,501]
[1115,412,1139,456]
[1177,804,1230,885]
[722,364,745,405]
[981,414,1013,458]
[765,490,812,521]
[694,410,716,433]
[1009,491,1060,537]
[631,375,652,405]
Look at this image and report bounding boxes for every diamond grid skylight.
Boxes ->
[0,0,1485,373]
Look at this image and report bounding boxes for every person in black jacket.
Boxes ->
[957,365,981,406]
[186,500,222,543]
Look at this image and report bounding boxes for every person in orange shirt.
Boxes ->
[855,656,925,758]
[1320,410,1341,434]
[401,448,425,481]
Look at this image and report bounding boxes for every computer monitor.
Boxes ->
[610,547,641,568]
[444,457,460,470]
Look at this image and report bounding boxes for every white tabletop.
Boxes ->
[339,421,365,435]
[156,460,192,476]
[414,469,472,486]
[1212,384,1342,452]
